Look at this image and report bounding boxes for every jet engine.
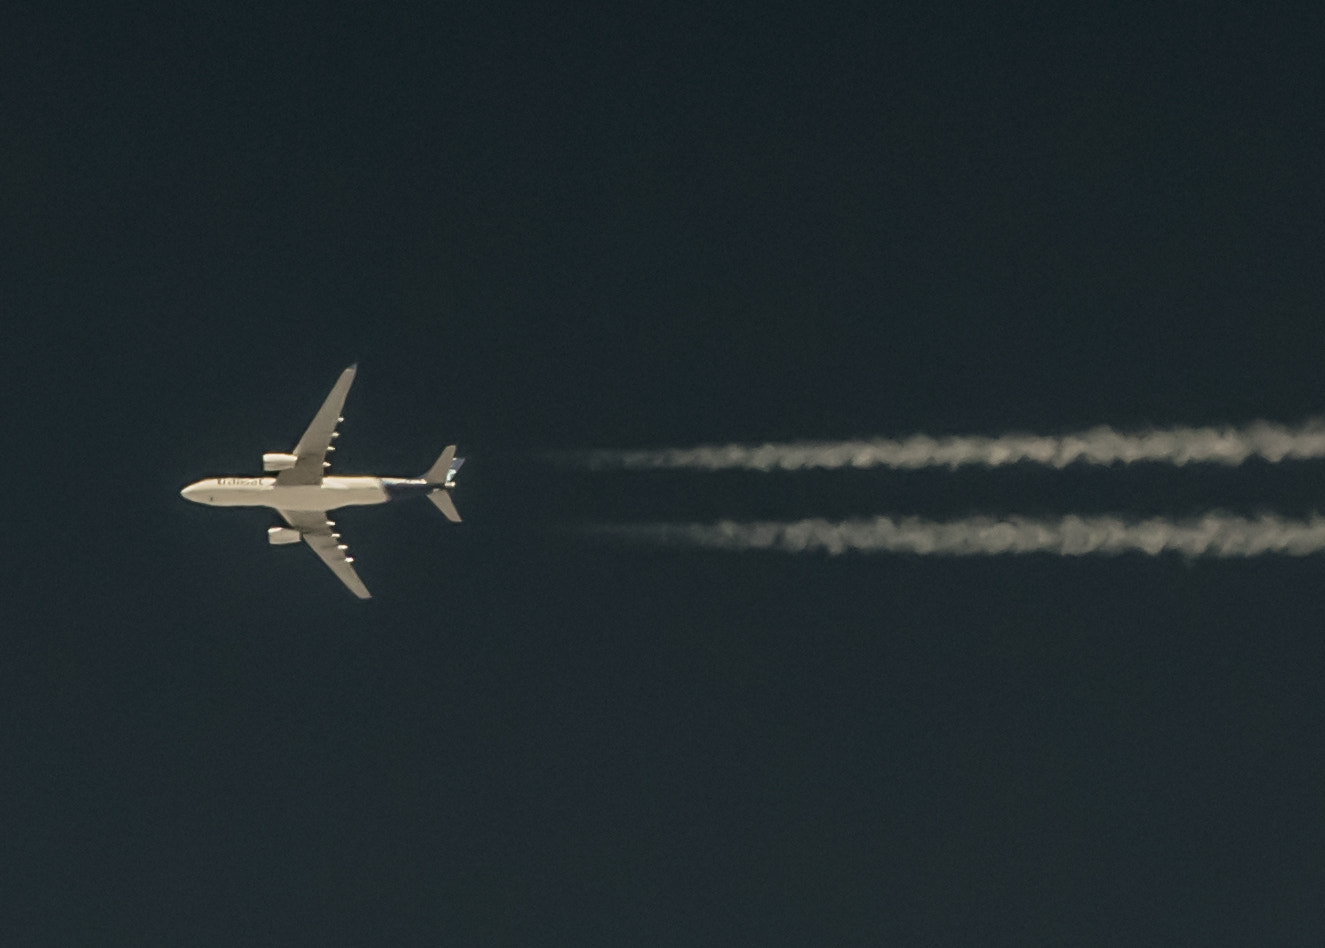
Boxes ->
[267,526,301,545]
[263,452,298,471]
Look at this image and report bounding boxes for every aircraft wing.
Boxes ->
[277,364,357,486]
[279,509,371,599]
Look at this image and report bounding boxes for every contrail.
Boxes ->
[567,420,1325,471]
[584,513,1325,557]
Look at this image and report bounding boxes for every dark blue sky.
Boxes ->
[7,3,1325,944]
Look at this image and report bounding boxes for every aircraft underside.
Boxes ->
[180,365,463,598]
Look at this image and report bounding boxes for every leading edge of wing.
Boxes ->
[277,365,358,487]
[279,509,371,599]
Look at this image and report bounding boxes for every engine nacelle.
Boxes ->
[267,526,301,545]
[263,452,298,472]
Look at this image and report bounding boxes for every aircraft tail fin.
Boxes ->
[423,444,462,522]
[428,489,461,522]
[424,445,464,486]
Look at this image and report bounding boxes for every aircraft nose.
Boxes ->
[180,483,201,503]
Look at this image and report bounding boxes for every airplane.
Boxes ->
[180,364,462,598]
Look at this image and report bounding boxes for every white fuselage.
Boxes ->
[180,476,390,511]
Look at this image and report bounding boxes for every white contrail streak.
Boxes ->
[570,420,1325,471]
[586,514,1325,557]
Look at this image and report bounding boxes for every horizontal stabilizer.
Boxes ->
[428,489,461,522]
[425,445,457,485]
